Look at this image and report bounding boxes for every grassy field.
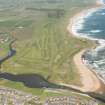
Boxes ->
[0,0,96,96]
[0,33,13,58]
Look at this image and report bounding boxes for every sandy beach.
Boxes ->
[67,0,105,92]
[73,50,105,92]
[67,7,104,38]
[96,0,105,5]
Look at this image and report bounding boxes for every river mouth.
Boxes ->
[1,72,105,103]
[1,40,105,103]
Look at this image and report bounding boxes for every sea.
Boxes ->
[72,0,105,83]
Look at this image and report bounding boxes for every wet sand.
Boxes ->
[67,0,105,93]
[73,50,105,92]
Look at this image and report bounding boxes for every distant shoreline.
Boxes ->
[67,0,105,92]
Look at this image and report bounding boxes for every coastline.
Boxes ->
[67,0,105,93]
[73,50,105,92]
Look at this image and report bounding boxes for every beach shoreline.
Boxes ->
[67,0,105,93]
[73,50,105,92]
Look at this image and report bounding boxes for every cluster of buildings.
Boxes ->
[0,33,10,44]
[0,87,101,105]
[44,96,99,105]
[0,87,41,105]
[0,37,9,44]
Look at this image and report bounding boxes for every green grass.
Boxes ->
[1,18,92,85]
[0,19,33,28]
[0,79,71,99]
[0,0,96,97]
[0,33,13,58]
[0,79,95,104]
[0,79,43,95]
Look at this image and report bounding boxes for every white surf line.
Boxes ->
[68,0,105,50]
[67,0,105,92]
[68,5,105,50]
[68,6,101,38]
[97,0,105,5]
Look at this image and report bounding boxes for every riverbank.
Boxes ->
[67,0,105,93]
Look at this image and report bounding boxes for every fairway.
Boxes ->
[0,0,95,94]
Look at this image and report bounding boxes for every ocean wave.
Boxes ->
[71,7,105,46]
[70,3,105,83]
[71,8,99,37]
[97,0,105,5]
[90,30,102,33]
[100,12,105,15]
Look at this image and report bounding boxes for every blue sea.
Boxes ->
[72,0,105,82]
[102,0,105,3]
